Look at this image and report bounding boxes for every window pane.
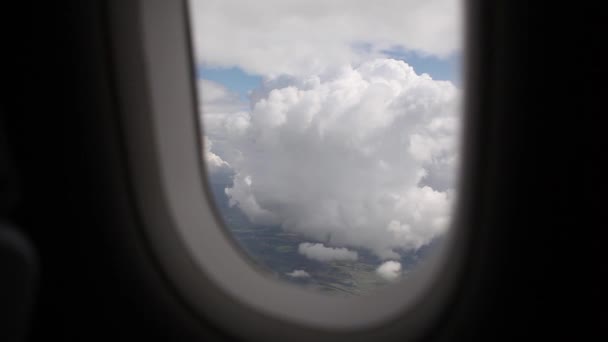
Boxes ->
[189,0,462,296]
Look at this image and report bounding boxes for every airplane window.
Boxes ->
[188,0,463,296]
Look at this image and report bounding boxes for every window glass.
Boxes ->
[189,0,462,296]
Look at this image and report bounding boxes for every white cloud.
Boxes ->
[207,59,459,259]
[286,269,311,278]
[198,80,250,168]
[189,0,462,76]
[203,136,231,174]
[197,80,247,138]
[298,243,358,262]
[376,260,402,281]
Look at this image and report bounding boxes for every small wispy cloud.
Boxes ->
[286,269,311,278]
[298,243,358,262]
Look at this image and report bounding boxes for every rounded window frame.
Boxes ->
[108,0,478,340]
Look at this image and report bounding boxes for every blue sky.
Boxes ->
[198,52,460,100]
[198,66,262,101]
[382,49,462,86]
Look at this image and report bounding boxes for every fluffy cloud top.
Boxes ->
[299,243,359,262]
[204,59,459,259]
[376,260,402,281]
[286,269,311,278]
[203,136,230,174]
[198,81,250,170]
[189,0,462,76]
[197,80,247,141]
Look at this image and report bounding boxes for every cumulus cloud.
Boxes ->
[299,243,358,262]
[189,0,462,76]
[203,136,231,174]
[376,260,402,281]
[205,59,459,259]
[197,80,247,137]
[198,80,250,168]
[286,269,311,278]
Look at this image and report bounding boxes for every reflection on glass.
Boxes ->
[189,0,462,295]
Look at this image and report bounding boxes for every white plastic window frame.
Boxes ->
[108,0,474,340]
